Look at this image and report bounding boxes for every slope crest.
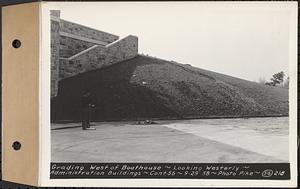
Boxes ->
[51,55,288,121]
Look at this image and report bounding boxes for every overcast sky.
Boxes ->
[49,2,295,82]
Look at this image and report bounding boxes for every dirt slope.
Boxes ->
[51,55,288,121]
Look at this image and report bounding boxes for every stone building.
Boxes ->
[50,10,138,97]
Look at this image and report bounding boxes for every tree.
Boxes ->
[270,71,285,86]
[265,71,285,87]
[265,82,274,86]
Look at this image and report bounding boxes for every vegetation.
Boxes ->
[264,71,289,88]
[51,55,289,121]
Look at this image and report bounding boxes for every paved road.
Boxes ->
[51,120,286,163]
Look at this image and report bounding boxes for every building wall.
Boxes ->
[51,10,61,97]
[60,19,119,44]
[59,36,96,58]
[106,35,138,66]
[51,10,138,97]
[60,35,138,78]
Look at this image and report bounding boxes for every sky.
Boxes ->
[49,2,295,82]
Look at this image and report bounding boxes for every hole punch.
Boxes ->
[12,141,21,150]
[12,39,21,48]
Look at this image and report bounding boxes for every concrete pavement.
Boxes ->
[51,121,285,163]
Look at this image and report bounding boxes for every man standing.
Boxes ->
[81,90,95,130]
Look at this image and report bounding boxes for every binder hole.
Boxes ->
[12,141,21,150]
[12,39,21,48]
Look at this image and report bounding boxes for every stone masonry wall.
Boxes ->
[51,10,60,97]
[105,36,138,65]
[60,35,138,79]
[60,19,119,44]
[59,36,95,58]
[51,10,138,97]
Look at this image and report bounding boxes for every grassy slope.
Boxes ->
[51,55,288,121]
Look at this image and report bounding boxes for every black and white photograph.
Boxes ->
[0,1,297,188]
[49,2,294,170]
